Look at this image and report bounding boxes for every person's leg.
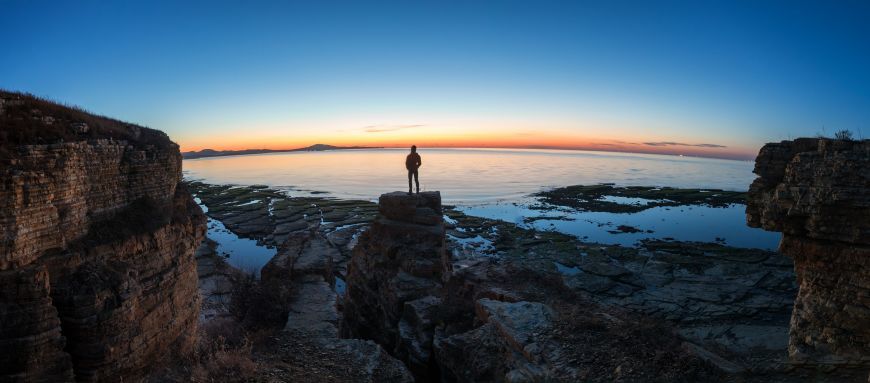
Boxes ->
[408,170,413,194]
[414,169,420,193]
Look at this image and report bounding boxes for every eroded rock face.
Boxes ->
[747,138,869,366]
[0,96,205,382]
[0,266,74,382]
[261,219,414,382]
[341,191,448,376]
[0,140,181,270]
[342,192,594,381]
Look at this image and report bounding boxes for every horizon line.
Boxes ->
[182,143,756,161]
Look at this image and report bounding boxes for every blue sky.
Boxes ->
[2,0,868,159]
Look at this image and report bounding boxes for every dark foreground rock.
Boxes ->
[185,182,415,382]
[341,191,448,378]
[341,191,723,382]
[0,92,206,382]
[187,180,866,381]
[747,137,870,370]
[259,224,414,382]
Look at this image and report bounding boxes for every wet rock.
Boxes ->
[274,219,309,234]
[747,138,870,367]
[187,182,379,254]
[609,224,643,234]
[535,184,746,213]
[322,210,349,222]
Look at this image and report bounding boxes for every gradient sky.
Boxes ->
[2,1,868,160]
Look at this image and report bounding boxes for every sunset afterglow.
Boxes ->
[3,1,868,160]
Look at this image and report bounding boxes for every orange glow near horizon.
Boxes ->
[178,130,757,161]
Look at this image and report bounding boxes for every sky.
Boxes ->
[2,1,869,160]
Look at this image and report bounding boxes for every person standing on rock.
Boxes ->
[406,145,422,194]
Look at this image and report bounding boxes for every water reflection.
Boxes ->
[194,198,276,275]
[185,148,777,250]
[184,148,756,204]
[460,199,780,250]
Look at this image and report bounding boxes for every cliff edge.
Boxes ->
[747,137,869,367]
[0,91,206,381]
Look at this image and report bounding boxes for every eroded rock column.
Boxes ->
[341,191,449,377]
[747,138,869,366]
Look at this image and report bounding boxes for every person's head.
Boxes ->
[411,145,417,153]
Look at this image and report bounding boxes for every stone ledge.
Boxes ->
[378,191,442,225]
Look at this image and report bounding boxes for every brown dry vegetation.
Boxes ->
[0,89,172,155]
[189,320,259,383]
[152,271,291,382]
[151,317,265,383]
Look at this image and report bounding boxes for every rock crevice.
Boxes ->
[341,191,449,378]
[341,192,644,381]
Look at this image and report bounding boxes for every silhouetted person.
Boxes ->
[406,145,421,194]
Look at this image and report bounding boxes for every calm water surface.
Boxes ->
[184,148,756,202]
[184,148,780,252]
[194,198,276,275]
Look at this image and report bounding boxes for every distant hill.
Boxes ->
[182,144,380,159]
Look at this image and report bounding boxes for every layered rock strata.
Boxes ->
[341,191,448,377]
[747,138,869,366]
[261,226,414,381]
[0,93,205,381]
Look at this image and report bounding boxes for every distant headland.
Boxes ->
[181,144,381,159]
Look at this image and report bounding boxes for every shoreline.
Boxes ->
[185,179,779,252]
[186,180,805,380]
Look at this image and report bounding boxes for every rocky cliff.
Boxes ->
[0,91,205,381]
[747,137,869,366]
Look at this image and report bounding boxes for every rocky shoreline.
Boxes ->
[183,179,867,381]
[4,92,866,382]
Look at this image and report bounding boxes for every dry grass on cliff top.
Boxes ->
[0,89,173,152]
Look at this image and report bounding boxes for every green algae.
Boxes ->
[534,184,747,213]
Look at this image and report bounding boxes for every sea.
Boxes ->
[184,148,780,271]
